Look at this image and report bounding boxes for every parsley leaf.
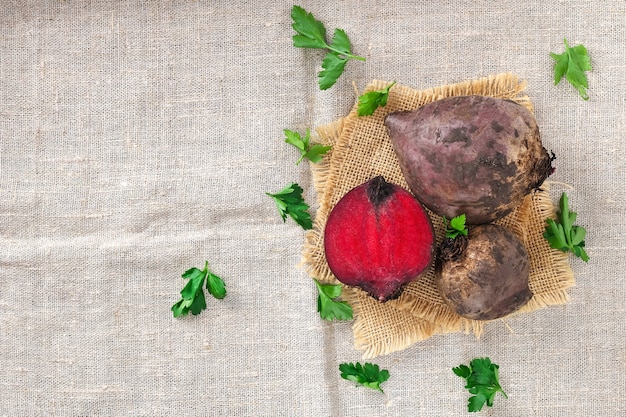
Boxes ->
[266,183,313,230]
[357,81,396,116]
[284,129,332,165]
[319,52,349,90]
[550,38,592,100]
[453,357,508,412]
[291,5,327,49]
[291,5,365,90]
[444,214,468,239]
[206,271,227,299]
[314,278,353,321]
[339,362,390,393]
[543,192,589,262]
[172,261,226,318]
[329,28,352,55]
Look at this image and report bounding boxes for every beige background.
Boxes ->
[1,1,624,416]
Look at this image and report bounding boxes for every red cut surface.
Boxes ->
[324,177,434,302]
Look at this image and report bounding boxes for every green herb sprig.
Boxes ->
[444,214,468,239]
[291,5,365,90]
[550,38,592,100]
[339,362,390,393]
[172,261,226,318]
[284,129,331,165]
[453,357,508,412]
[314,278,353,321]
[357,81,396,116]
[266,183,313,230]
[543,192,589,261]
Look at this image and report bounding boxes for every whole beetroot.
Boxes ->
[385,95,554,224]
[324,176,435,302]
[436,224,532,320]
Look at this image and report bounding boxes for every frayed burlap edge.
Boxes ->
[302,73,576,358]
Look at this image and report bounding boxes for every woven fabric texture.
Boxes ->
[1,1,624,416]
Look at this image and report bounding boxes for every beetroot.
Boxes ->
[385,95,554,224]
[435,224,532,320]
[324,176,435,302]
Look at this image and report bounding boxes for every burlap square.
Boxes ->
[303,73,575,358]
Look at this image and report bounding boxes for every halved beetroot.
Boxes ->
[324,176,435,302]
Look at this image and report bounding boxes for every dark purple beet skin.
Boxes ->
[435,224,532,320]
[385,95,553,224]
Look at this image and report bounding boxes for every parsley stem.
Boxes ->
[348,54,366,61]
[324,44,365,61]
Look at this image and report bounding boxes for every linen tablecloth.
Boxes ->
[1,1,624,415]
